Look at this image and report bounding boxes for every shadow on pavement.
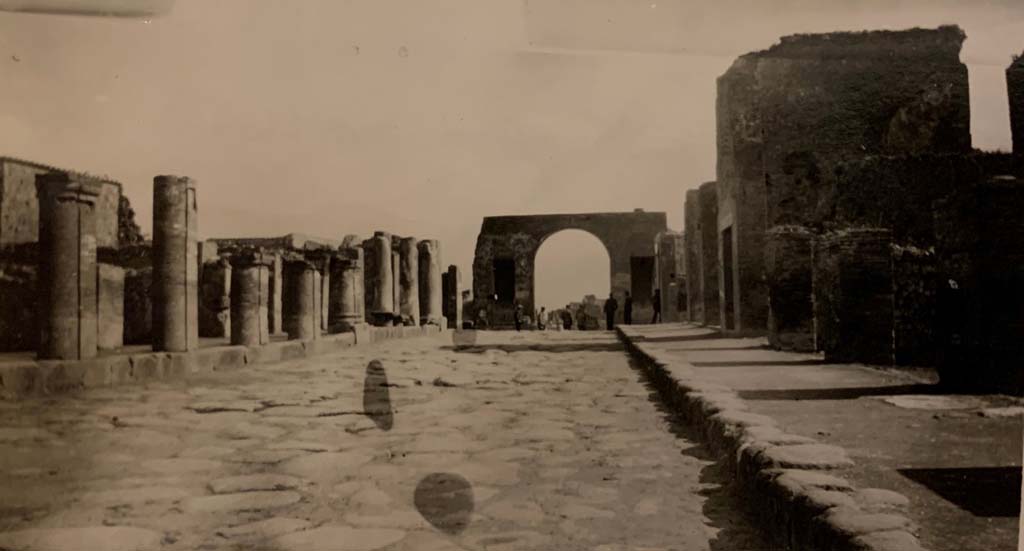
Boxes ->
[363,360,393,431]
[692,359,828,368]
[637,332,723,343]
[737,384,939,401]
[626,357,769,549]
[671,345,774,352]
[442,343,625,354]
[898,466,1022,518]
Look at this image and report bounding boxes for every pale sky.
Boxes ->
[1,0,1021,309]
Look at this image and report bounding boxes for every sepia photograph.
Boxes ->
[0,0,1021,549]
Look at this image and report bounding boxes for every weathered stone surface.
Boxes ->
[398,237,420,326]
[283,257,321,340]
[208,473,303,494]
[230,251,273,346]
[0,526,163,551]
[655,230,685,323]
[275,526,406,551]
[472,211,666,327]
[756,443,854,470]
[849,529,927,551]
[184,490,301,513]
[417,239,443,326]
[217,517,312,538]
[97,262,125,350]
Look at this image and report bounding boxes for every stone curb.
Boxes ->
[616,326,927,551]
[0,325,448,399]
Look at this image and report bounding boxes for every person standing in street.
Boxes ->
[623,291,633,325]
[604,292,619,330]
[651,289,662,324]
[538,307,546,330]
[513,302,524,331]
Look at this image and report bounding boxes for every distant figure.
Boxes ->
[561,307,573,330]
[475,307,489,330]
[538,307,546,330]
[623,291,633,325]
[604,292,618,330]
[513,302,524,331]
[651,289,662,324]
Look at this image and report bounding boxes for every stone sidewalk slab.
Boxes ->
[618,323,1022,551]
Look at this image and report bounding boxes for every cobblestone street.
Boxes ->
[0,331,765,551]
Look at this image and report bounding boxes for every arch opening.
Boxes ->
[534,229,611,328]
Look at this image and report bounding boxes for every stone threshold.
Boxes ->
[0,325,448,399]
[616,325,926,551]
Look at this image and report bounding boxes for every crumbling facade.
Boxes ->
[1009,53,1024,155]
[716,26,971,335]
[472,211,666,328]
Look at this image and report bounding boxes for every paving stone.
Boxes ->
[482,500,545,524]
[757,444,854,469]
[561,503,616,519]
[849,529,926,551]
[141,458,222,474]
[275,526,407,551]
[853,488,911,510]
[217,517,313,538]
[821,507,914,537]
[183,490,302,513]
[80,486,192,505]
[208,474,303,494]
[0,526,163,551]
[282,452,376,481]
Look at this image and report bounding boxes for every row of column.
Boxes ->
[35,170,453,360]
[361,232,445,328]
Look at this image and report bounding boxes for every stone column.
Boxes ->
[391,236,402,325]
[442,265,462,329]
[684,189,701,323]
[283,256,320,340]
[36,173,102,360]
[199,258,231,339]
[152,175,199,352]
[418,239,443,326]
[320,255,331,332]
[398,237,420,326]
[230,251,272,346]
[268,253,284,336]
[329,246,365,331]
[361,232,394,326]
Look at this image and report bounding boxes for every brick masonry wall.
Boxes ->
[765,226,815,351]
[891,245,937,367]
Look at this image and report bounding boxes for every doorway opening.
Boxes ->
[493,258,515,304]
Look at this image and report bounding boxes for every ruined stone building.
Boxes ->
[685,26,1024,394]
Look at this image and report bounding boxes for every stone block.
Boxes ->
[96,262,125,350]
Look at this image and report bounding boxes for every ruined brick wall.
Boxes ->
[124,267,153,345]
[934,176,1024,395]
[199,259,231,338]
[698,182,720,326]
[0,159,120,248]
[717,57,767,332]
[1009,53,1024,155]
[0,245,37,351]
[820,152,1020,245]
[683,189,701,322]
[891,244,937,366]
[812,229,894,364]
[765,226,815,351]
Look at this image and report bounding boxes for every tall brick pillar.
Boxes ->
[391,237,402,325]
[812,229,894,364]
[398,237,420,326]
[766,226,815,351]
[36,173,102,360]
[152,175,199,352]
[442,265,462,329]
[1008,53,1024,155]
[362,232,394,326]
[683,189,701,323]
[698,182,720,326]
[283,256,321,340]
[418,239,443,326]
[329,246,365,332]
[231,251,272,346]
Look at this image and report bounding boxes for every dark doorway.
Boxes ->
[493,258,515,304]
[631,256,655,304]
[721,227,735,330]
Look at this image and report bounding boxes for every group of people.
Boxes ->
[602,289,661,330]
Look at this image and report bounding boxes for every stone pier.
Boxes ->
[1009,53,1024,155]
[683,189,701,323]
[361,232,394,326]
[230,250,272,346]
[199,258,231,339]
[655,231,685,323]
[319,255,331,333]
[418,239,443,326]
[328,246,365,332]
[765,226,815,351]
[812,228,894,364]
[96,260,125,351]
[442,265,462,329]
[269,253,284,336]
[398,237,420,326]
[696,182,720,326]
[152,175,199,352]
[282,256,321,341]
[390,237,402,325]
[35,173,102,360]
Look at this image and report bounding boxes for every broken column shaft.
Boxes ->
[362,232,394,326]
[329,246,364,332]
[152,175,199,352]
[231,251,273,346]
[35,173,102,360]
[282,256,321,341]
[399,237,420,326]
[418,239,443,326]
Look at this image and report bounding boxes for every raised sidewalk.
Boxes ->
[0,325,447,399]
[617,323,1021,551]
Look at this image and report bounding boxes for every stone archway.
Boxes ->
[471,210,667,328]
